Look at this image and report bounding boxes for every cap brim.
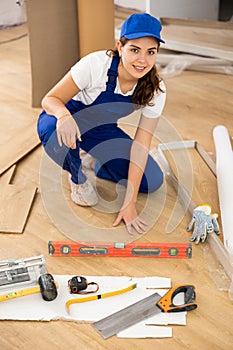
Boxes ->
[124,32,165,43]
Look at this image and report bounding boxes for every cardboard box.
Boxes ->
[26,0,115,108]
[26,0,80,107]
[77,0,115,57]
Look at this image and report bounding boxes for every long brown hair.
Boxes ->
[107,37,164,107]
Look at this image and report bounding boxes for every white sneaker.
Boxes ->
[69,176,98,206]
[82,153,96,170]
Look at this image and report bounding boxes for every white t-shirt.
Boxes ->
[70,51,166,118]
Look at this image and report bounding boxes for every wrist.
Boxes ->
[123,188,138,208]
[122,197,137,211]
[56,113,71,120]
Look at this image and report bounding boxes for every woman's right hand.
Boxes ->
[56,114,81,149]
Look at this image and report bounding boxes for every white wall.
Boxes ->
[114,0,147,12]
[149,0,219,20]
[0,0,26,27]
[114,0,220,20]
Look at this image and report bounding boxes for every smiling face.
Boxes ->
[117,36,159,82]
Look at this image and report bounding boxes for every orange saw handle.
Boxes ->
[157,284,197,313]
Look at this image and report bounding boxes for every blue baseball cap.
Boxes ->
[120,13,165,43]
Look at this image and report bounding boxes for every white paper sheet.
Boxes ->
[0,275,187,338]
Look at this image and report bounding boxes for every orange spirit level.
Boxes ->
[48,241,192,258]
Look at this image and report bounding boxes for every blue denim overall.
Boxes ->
[37,56,163,193]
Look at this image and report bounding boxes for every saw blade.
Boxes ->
[92,292,162,339]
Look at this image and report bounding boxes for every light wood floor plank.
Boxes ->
[0,184,37,233]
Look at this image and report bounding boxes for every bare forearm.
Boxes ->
[123,141,149,208]
[42,96,70,119]
[41,71,80,119]
[123,116,159,208]
[42,96,71,119]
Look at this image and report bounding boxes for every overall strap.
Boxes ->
[106,56,120,92]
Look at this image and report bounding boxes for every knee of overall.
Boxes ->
[140,158,164,193]
[37,111,74,169]
[148,166,164,193]
[37,111,57,146]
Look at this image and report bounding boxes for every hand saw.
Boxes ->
[92,284,197,339]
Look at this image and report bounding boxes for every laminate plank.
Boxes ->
[0,184,37,233]
[0,123,40,175]
[160,17,233,30]
[0,165,16,185]
[162,23,233,60]
[0,23,27,43]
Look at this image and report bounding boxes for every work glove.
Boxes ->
[186,205,220,244]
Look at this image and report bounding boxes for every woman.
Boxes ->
[37,13,166,235]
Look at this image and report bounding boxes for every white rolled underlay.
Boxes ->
[213,125,233,256]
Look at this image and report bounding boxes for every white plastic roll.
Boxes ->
[213,125,233,255]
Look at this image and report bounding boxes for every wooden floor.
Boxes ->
[0,18,233,350]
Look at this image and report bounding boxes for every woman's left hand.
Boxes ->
[112,203,148,235]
